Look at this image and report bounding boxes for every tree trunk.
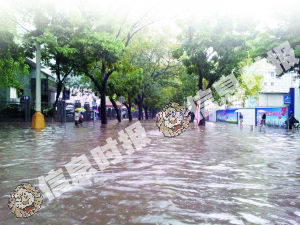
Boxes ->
[198,64,205,126]
[53,58,61,117]
[151,109,156,119]
[138,102,144,120]
[127,95,132,121]
[143,105,148,120]
[137,101,143,120]
[110,96,121,122]
[198,73,203,92]
[124,104,133,121]
[85,69,108,124]
[136,94,144,120]
[100,91,107,124]
[52,81,63,120]
[53,82,62,108]
[138,103,143,120]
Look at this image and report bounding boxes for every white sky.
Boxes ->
[54,0,300,39]
[1,0,298,36]
[52,0,298,23]
[1,0,298,78]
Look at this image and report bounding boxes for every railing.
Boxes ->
[0,99,54,122]
[0,99,140,122]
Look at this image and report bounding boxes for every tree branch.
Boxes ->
[125,21,156,47]
[103,69,114,84]
[56,57,61,83]
[115,14,128,39]
[61,67,73,83]
[85,71,102,92]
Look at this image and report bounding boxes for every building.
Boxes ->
[245,58,299,108]
[0,58,56,108]
[220,58,300,127]
[66,88,99,107]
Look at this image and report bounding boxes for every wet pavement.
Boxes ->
[0,120,300,225]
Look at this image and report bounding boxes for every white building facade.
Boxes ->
[246,58,299,108]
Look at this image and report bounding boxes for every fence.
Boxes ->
[0,98,139,123]
[0,100,26,122]
[0,97,54,122]
[216,107,288,128]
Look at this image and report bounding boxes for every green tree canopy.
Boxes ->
[0,13,28,89]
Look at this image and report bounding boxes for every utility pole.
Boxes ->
[31,42,45,129]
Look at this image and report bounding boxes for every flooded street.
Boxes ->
[0,120,300,225]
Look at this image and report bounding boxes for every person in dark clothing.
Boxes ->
[188,111,195,123]
[288,113,299,130]
[79,112,83,126]
[239,113,243,128]
[261,113,266,126]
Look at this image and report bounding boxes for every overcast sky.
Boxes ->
[52,0,299,25]
[2,0,299,26]
[1,0,299,42]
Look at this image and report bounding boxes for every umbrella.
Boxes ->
[235,109,243,113]
[75,108,86,112]
[258,110,266,113]
[94,109,99,113]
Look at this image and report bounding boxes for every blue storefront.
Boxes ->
[216,88,296,128]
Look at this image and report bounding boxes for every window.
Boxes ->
[270,72,275,77]
[10,88,17,99]
[271,82,274,86]
[42,95,48,102]
[264,82,267,86]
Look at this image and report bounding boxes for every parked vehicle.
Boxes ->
[66,103,75,121]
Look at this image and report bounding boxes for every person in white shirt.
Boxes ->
[75,111,79,127]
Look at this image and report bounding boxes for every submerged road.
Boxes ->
[0,120,299,224]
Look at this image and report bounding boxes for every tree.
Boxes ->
[22,9,78,115]
[177,16,250,125]
[108,68,143,121]
[247,7,300,77]
[234,57,263,107]
[169,64,198,106]
[0,13,29,89]
[73,10,153,124]
[129,32,179,120]
[105,42,141,122]
[72,28,124,124]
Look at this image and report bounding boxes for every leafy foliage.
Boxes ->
[177,17,250,92]
[0,15,29,89]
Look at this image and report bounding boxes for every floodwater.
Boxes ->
[0,120,299,225]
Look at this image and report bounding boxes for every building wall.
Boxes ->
[208,111,216,122]
[0,88,9,103]
[248,58,299,93]
[257,93,285,107]
[0,61,56,108]
[66,88,99,107]
[261,71,296,93]
[295,88,300,120]
[241,58,299,109]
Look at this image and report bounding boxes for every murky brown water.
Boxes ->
[0,120,300,225]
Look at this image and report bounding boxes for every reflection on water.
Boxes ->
[0,121,300,224]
